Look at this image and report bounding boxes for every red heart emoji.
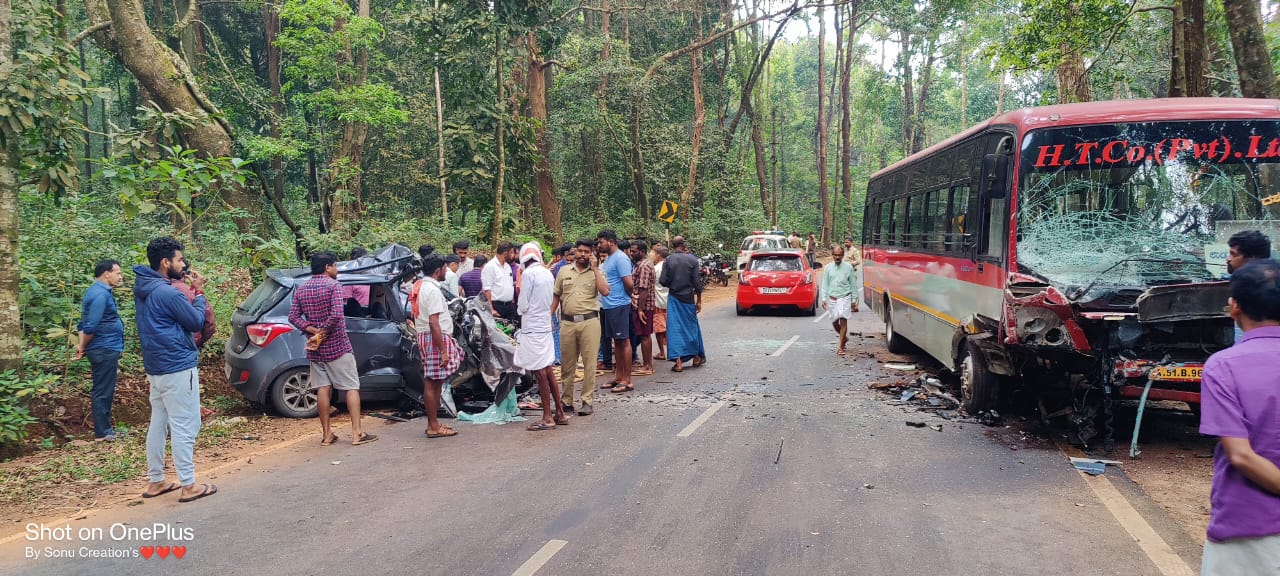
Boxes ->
[173,546,187,559]
[140,546,154,559]
[157,546,170,559]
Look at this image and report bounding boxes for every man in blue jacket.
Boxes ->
[134,237,217,503]
[74,260,124,441]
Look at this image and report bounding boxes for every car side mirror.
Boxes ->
[982,154,1009,199]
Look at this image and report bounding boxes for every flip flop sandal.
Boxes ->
[554,417,571,426]
[600,381,619,389]
[526,422,556,432]
[178,484,217,503]
[425,428,458,438]
[352,433,379,445]
[672,364,684,373]
[141,483,180,499]
[610,384,635,393]
[632,369,655,376]
[321,433,339,446]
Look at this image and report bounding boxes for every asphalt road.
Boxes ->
[1,299,1205,575]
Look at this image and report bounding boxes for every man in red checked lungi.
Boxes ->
[413,256,464,438]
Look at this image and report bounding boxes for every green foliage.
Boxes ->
[0,370,54,447]
[1,1,95,196]
[101,144,251,222]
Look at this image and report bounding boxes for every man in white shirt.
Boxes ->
[443,254,461,297]
[415,256,463,438]
[514,242,567,431]
[482,241,519,325]
[453,240,475,276]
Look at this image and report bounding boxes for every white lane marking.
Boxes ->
[511,539,568,576]
[1077,470,1195,576]
[677,400,728,438]
[770,335,801,357]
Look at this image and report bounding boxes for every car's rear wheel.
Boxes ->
[270,368,320,418]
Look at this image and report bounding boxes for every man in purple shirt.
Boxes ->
[289,252,377,447]
[1200,258,1280,574]
[458,254,487,298]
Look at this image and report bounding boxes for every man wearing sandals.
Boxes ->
[289,252,378,447]
[659,237,706,372]
[628,239,657,377]
[553,239,609,416]
[134,237,217,502]
[514,242,569,431]
[820,245,857,356]
[596,230,636,393]
[415,256,464,439]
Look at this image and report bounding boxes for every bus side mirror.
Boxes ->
[982,154,1009,199]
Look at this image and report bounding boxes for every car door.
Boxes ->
[343,282,408,396]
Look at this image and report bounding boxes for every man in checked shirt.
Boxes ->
[289,252,378,446]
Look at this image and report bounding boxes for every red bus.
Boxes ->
[861,98,1280,441]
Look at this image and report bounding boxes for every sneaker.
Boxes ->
[577,403,593,416]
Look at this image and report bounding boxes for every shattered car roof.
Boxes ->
[268,244,417,287]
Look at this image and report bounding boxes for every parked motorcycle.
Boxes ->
[700,253,732,287]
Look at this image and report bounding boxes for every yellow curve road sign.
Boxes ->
[658,200,679,223]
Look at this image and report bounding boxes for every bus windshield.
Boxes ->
[1018,120,1280,299]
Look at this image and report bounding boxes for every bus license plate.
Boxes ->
[760,287,786,294]
[1149,366,1203,382]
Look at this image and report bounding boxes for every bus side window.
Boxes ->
[926,188,947,252]
[950,184,972,252]
[890,198,901,245]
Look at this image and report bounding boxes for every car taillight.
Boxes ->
[247,323,293,347]
[803,272,813,284]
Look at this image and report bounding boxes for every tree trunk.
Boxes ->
[434,0,448,227]
[898,30,914,154]
[526,33,562,243]
[1182,0,1206,97]
[630,100,648,222]
[83,0,255,234]
[770,105,779,228]
[839,2,856,237]
[680,34,705,222]
[0,0,21,374]
[492,28,506,245]
[911,49,936,154]
[748,101,768,218]
[816,5,830,245]
[1222,0,1273,98]
[1169,0,1187,97]
[327,0,372,230]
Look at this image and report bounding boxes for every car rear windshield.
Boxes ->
[237,277,290,318]
[750,255,802,272]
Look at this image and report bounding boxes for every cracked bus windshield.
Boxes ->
[1017,120,1280,301]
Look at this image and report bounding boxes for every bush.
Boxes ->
[0,370,54,447]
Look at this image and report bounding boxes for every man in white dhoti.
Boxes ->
[820,245,858,356]
[514,242,568,431]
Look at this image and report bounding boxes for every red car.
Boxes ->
[736,251,818,316]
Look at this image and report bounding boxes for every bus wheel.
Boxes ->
[885,304,912,354]
[960,340,1001,414]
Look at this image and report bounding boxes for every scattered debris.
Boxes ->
[883,363,917,371]
[978,410,1002,426]
[1072,460,1106,476]
[863,483,876,489]
[867,382,894,390]
[928,424,943,432]
[775,439,785,464]
[905,421,927,428]
[330,461,341,466]
[900,390,917,402]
